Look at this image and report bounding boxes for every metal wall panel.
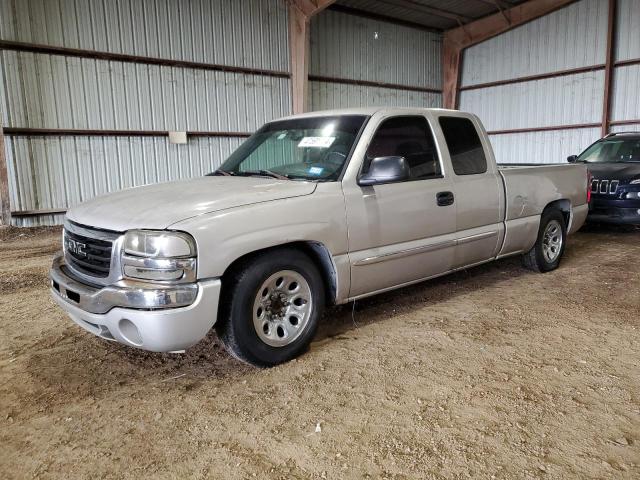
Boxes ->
[459,71,605,131]
[0,0,290,71]
[611,64,640,122]
[309,9,442,111]
[490,128,601,164]
[5,134,244,220]
[1,50,291,132]
[610,124,640,133]
[615,0,640,61]
[461,0,607,86]
[310,81,441,111]
[0,0,291,226]
[310,10,441,88]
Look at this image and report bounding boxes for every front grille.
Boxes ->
[64,227,113,278]
[591,179,619,195]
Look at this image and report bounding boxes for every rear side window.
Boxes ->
[439,117,487,175]
[365,116,441,180]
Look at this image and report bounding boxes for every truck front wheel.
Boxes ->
[216,248,325,367]
[523,209,567,272]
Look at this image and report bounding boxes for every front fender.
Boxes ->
[170,182,349,286]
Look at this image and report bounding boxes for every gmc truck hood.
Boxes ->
[66,176,317,231]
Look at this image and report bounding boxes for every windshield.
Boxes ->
[217,115,368,181]
[578,137,640,163]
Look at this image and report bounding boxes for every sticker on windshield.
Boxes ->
[298,136,336,148]
[308,166,324,176]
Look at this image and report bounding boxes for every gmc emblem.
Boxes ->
[66,239,87,257]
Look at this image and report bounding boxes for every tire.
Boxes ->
[522,208,567,273]
[216,248,325,367]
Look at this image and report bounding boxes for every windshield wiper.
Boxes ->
[208,169,235,176]
[237,170,290,180]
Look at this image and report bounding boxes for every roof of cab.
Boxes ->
[275,107,461,122]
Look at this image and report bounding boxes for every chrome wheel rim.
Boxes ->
[542,219,563,263]
[252,270,313,347]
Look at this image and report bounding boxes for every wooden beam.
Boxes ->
[11,208,67,217]
[4,127,251,138]
[601,0,616,137]
[0,40,290,79]
[460,63,606,91]
[442,42,462,110]
[309,75,442,94]
[442,0,578,109]
[287,0,335,114]
[487,122,600,135]
[0,119,10,226]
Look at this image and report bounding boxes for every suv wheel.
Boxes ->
[216,248,325,367]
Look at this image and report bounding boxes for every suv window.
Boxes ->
[439,117,487,175]
[364,116,441,180]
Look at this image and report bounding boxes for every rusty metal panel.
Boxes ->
[461,0,608,87]
[5,134,245,226]
[615,0,640,61]
[489,128,601,164]
[459,71,605,131]
[310,81,441,111]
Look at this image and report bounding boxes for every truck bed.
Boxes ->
[496,163,589,257]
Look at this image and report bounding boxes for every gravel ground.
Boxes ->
[0,225,639,479]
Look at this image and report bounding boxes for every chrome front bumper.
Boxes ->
[50,254,221,352]
[50,255,198,314]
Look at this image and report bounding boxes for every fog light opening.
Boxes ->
[118,319,143,346]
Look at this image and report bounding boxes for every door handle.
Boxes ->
[436,191,454,206]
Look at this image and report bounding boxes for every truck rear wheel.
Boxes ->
[216,248,325,367]
[523,209,567,272]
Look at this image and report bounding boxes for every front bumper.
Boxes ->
[50,254,221,352]
[587,192,640,225]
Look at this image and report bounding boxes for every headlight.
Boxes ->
[630,179,640,184]
[625,192,640,199]
[122,230,197,282]
[123,230,196,258]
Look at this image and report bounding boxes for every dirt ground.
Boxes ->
[0,225,639,479]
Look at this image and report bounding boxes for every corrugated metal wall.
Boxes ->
[0,0,291,226]
[459,0,609,164]
[309,9,442,111]
[611,0,640,129]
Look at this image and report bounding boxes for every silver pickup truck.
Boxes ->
[50,108,589,366]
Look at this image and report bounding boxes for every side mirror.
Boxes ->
[567,155,578,163]
[358,156,411,186]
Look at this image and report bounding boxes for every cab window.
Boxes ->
[364,116,442,180]
[439,116,487,175]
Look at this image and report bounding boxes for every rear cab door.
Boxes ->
[341,109,458,298]
[430,112,505,268]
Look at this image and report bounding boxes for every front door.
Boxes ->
[343,114,457,298]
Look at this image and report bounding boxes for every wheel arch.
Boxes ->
[220,241,339,306]
[544,198,571,229]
